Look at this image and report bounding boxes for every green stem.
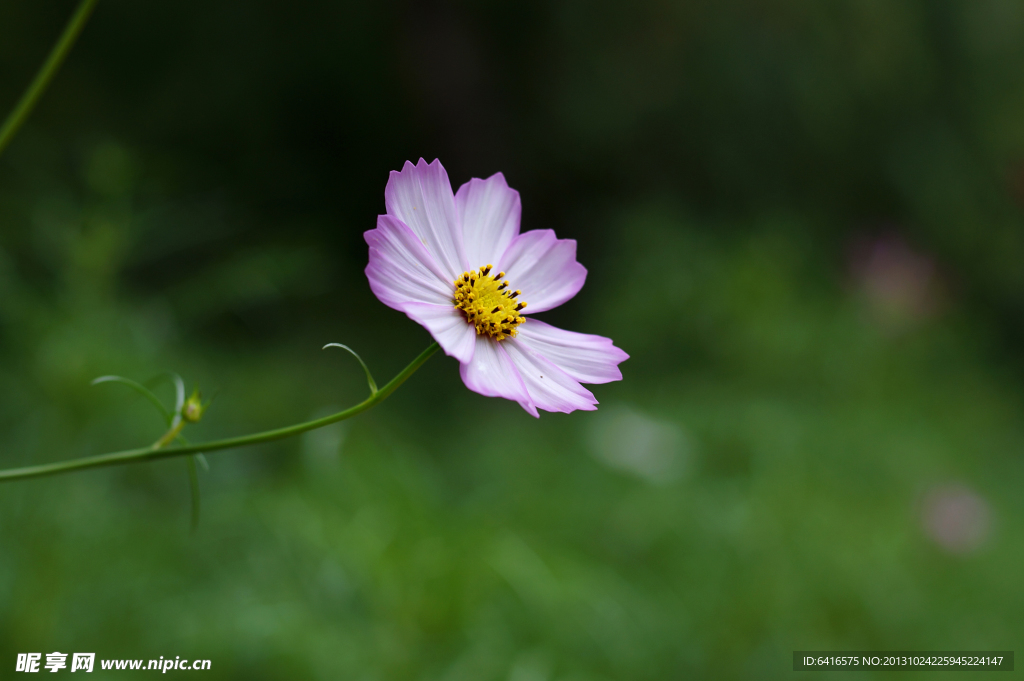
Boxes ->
[154,419,185,449]
[0,0,99,158]
[0,342,439,483]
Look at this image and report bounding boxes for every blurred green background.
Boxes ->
[1,0,1023,678]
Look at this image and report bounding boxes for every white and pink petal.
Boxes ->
[497,229,587,314]
[502,340,598,414]
[459,336,538,417]
[364,215,454,310]
[515,320,628,384]
[401,302,476,364]
[384,158,467,280]
[456,172,521,268]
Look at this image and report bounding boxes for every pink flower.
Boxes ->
[365,158,628,417]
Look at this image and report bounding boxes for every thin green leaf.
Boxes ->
[171,374,185,415]
[177,433,203,532]
[323,343,378,394]
[91,375,172,425]
[176,435,209,472]
[143,372,186,428]
[143,372,180,391]
[186,455,200,533]
[0,0,99,158]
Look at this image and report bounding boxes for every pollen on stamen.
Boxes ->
[453,267,528,340]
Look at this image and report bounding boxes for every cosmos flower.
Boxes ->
[365,158,627,416]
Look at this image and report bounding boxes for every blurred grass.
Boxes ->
[1,0,1024,679]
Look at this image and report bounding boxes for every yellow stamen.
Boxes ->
[453,264,527,340]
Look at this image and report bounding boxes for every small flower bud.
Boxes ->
[181,389,206,424]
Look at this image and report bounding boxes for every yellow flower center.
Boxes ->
[453,264,527,341]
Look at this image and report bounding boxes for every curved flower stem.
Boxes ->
[0,0,99,158]
[0,342,439,483]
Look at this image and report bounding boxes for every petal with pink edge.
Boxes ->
[515,319,628,384]
[364,215,453,310]
[503,339,598,414]
[497,229,587,313]
[401,302,476,364]
[456,172,521,268]
[460,336,537,417]
[385,158,466,280]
